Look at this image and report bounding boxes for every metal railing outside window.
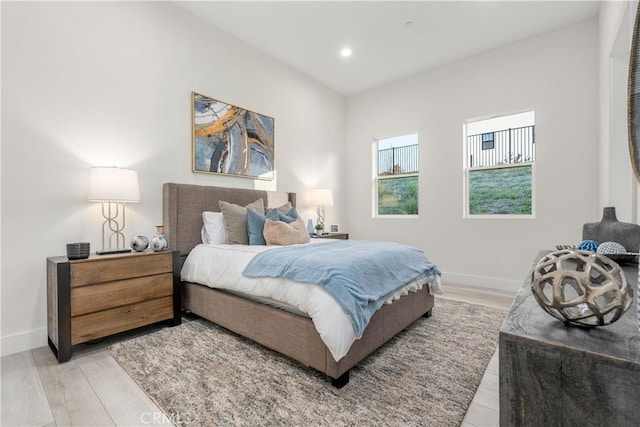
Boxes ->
[467,125,535,169]
[378,144,419,176]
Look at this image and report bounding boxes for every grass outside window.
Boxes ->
[378,175,418,215]
[468,165,532,215]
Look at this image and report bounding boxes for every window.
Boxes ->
[375,133,419,216]
[465,111,535,216]
[481,133,495,150]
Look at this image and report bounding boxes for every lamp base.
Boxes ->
[96,248,132,255]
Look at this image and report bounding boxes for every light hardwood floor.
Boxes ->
[438,282,516,427]
[1,283,515,427]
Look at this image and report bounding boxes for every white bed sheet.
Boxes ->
[181,241,441,361]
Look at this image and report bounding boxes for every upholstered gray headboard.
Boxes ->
[163,183,296,256]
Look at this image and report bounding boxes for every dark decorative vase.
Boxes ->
[582,207,640,253]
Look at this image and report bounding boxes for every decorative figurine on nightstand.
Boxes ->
[66,242,90,260]
[150,226,168,252]
[130,235,149,252]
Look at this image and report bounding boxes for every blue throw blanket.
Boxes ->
[243,240,441,337]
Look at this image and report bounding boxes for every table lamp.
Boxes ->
[310,188,333,233]
[88,166,140,254]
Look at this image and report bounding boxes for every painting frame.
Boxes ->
[191,92,275,180]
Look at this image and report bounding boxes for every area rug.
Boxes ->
[109,298,507,426]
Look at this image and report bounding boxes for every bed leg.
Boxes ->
[331,370,350,388]
[422,309,433,318]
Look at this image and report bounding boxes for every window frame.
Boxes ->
[463,111,536,219]
[373,133,420,218]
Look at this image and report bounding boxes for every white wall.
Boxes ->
[1,2,346,356]
[346,19,600,290]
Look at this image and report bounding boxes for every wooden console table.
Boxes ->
[500,250,640,427]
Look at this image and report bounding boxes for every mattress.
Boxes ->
[181,241,440,361]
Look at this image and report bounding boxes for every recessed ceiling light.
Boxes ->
[340,47,352,58]
[404,21,413,29]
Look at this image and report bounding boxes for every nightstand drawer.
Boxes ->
[70,252,173,287]
[71,273,173,316]
[71,296,174,345]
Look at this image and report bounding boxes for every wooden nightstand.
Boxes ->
[312,233,349,240]
[47,250,181,362]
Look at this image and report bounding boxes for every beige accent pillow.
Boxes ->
[263,217,311,246]
[219,199,265,245]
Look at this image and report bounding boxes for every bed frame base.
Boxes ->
[182,281,434,387]
[331,370,350,388]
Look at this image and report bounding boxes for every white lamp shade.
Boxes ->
[310,188,334,207]
[88,167,140,202]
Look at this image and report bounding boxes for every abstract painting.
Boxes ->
[192,92,274,179]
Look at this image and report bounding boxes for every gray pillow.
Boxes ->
[219,199,265,245]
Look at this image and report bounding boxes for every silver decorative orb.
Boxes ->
[531,250,633,327]
[130,235,149,252]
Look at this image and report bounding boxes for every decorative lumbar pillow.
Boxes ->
[263,217,310,246]
[201,211,227,245]
[219,199,265,245]
[247,208,280,245]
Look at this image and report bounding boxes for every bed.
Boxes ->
[163,182,439,387]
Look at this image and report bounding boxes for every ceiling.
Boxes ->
[176,1,601,96]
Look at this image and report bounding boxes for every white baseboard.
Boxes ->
[1,327,47,357]
[442,271,521,293]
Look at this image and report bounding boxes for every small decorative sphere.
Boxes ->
[130,235,149,252]
[577,240,599,252]
[531,250,633,327]
[596,241,627,255]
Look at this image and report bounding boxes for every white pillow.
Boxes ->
[201,211,227,245]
